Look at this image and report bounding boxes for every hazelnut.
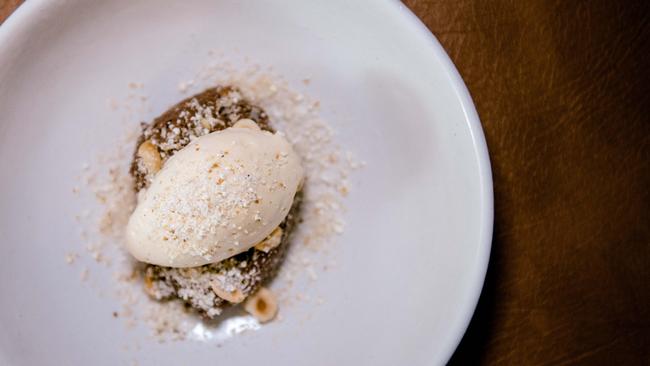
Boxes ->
[137,140,162,175]
[233,119,259,130]
[143,269,155,295]
[254,227,283,253]
[200,118,212,129]
[211,282,246,304]
[244,287,278,323]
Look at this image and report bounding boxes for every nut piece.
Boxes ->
[297,176,305,191]
[137,140,162,175]
[233,119,259,130]
[200,118,212,129]
[254,227,283,253]
[143,268,156,296]
[244,287,278,323]
[211,282,246,304]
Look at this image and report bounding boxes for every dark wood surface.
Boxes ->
[403,0,650,364]
[2,1,649,364]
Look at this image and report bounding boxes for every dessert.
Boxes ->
[127,86,303,318]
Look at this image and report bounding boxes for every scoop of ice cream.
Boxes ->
[125,119,303,268]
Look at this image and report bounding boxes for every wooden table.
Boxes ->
[2,1,648,364]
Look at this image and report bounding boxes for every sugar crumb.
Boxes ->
[80,268,89,281]
[178,80,195,93]
[72,56,361,341]
[65,252,78,264]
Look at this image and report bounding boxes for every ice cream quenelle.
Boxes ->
[125,119,304,268]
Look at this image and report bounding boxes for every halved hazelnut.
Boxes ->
[137,140,162,175]
[244,287,278,323]
[254,227,283,253]
[211,282,246,304]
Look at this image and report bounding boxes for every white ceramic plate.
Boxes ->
[0,1,492,365]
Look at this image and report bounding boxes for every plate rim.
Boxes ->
[386,1,493,363]
[0,1,494,364]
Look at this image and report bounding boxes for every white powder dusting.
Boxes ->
[73,55,361,342]
[190,60,358,252]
